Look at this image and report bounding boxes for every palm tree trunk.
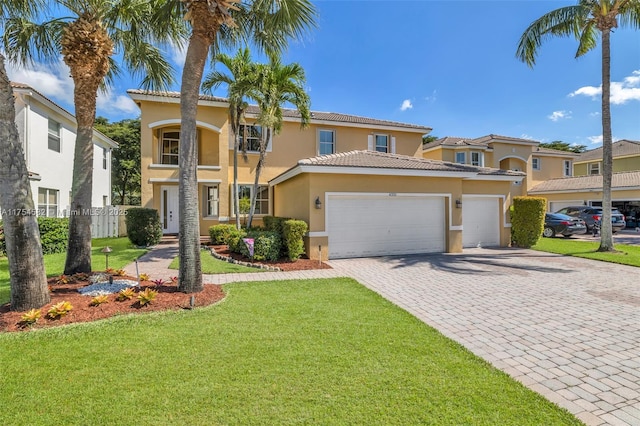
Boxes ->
[0,55,50,311]
[598,29,614,252]
[247,128,270,228]
[177,23,214,293]
[64,77,100,274]
[233,135,240,230]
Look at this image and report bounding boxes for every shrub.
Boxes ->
[125,208,162,247]
[137,288,158,306]
[47,301,73,319]
[139,273,150,282]
[89,295,109,306]
[209,224,243,245]
[231,231,282,261]
[263,216,290,235]
[511,196,546,248]
[283,220,308,261]
[20,309,41,326]
[37,217,69,254]
[116,288,136,301]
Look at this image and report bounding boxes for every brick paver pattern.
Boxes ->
[127,244,640,426]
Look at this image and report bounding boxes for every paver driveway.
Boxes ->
[328,248,640,426]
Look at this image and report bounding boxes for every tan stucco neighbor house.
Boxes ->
[129,89,526,259]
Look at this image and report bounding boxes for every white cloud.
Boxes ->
[96,89,139,116]
[7,60,75,105]
[589,111,600,117]
[570,70,640,104]
[547,110,572,122]
[586,135,620,145]
[166,40,187,66]
[424,90,437,103]
[400,99,413,111]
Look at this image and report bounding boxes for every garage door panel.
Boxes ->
[328,194,445,259]
[462,197,500,248]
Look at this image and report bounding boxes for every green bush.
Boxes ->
[125,208,162,247]
[263,216,290,235]
[231,230,282,261]
[511,197,546,248]
[209,224,244,245]
[283,219,308,261]
[0,217,69,255]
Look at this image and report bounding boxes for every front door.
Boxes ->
[160,185,179,234]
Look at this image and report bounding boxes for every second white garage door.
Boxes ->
[462,197,500,248]
[327,194,445,259]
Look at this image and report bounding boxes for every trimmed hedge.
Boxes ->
[263,216,291,236]
[209,224,244,245]
[0,217,69,255]
[283,219,308,261]
[125,208,162,247]
[511,196,546,248]
[231,230,282,261]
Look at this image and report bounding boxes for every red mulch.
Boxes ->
[0,277,225,333]
[209,245,332,271]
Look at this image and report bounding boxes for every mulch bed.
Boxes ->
[0,276,225,333]
[209,245,332,271]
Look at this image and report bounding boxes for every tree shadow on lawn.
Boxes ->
[381,247,572,276]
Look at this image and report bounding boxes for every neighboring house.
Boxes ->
[422,134,578,197]
[529,139,640,219]
[129,90,525,259]
[9,82,117,217]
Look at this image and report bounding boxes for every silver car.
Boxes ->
[555,206,626,233]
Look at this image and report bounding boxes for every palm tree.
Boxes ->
[2,0,185,274]
[202,48,257,230]
[174,0,316,293]
[516,0,640,252]
[0,0,50,311]
[246,56,310,228]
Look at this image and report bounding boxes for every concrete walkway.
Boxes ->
[124,244,640,426]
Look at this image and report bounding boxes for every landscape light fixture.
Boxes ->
[101,246,113,270]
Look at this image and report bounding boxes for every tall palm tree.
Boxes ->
[202,47,257,230]
[246,56,310,228]
[2,0,185,274]
[174,0,316,293]
[516,0,640,252]
[0,0,50,311]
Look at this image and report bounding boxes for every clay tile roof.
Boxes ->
[471,134,539,145]
[576,140,640,162]
[529,170,640,193]
[127,89,431,131]
[297,150,525,176]
[534,147,580,157]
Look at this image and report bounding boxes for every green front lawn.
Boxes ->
[0,237,147,304]
[533,237,640,267]
[0,278,580,425]
[169,249,262,274]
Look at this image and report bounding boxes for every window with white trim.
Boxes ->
[589,162,600,175]
[102,148,108,169]
[48,118,61,152]
[563,160,572,177]
[471,151,483,166]
[532,157,541,170]
[238,185,269,215]
[375,134,389,153]
[239,124,262,152]
[160,130,180,164]
[318,129,335,155]
[203,185,219,217]
[38,188,59,217]
[455,152,466,164]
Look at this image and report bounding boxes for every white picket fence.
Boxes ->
[61,205,133,238]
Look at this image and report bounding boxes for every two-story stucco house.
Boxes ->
[129,90,526,259]
[9,83,117,217]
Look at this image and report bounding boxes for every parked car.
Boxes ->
[543,213,587,238]
[555,206,626,233]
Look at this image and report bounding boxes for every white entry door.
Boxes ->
[462,197,500,248]
[160,185,179,234]
[327,194,446,259]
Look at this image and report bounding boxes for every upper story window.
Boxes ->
[471,151,483,166]
[161,130,180,165]
[564,160,572,177]
[48,118,61,152]
[375,134,389,153]
[318,129,335,155]
[239,124,262,152]
[455,152,466,164]
[38,187,58,217]
[532,157,541,171]
[589,162,600,175]
[102,148,108,169]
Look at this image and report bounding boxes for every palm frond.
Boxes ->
[617,0,640,28]
[2,18,63,66]
[575,21,598,57]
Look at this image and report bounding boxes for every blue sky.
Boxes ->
[7,0,640,148]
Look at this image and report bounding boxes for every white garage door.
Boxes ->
[327,194,445,259]
[462,197,500,248]
[549,201,577,213]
